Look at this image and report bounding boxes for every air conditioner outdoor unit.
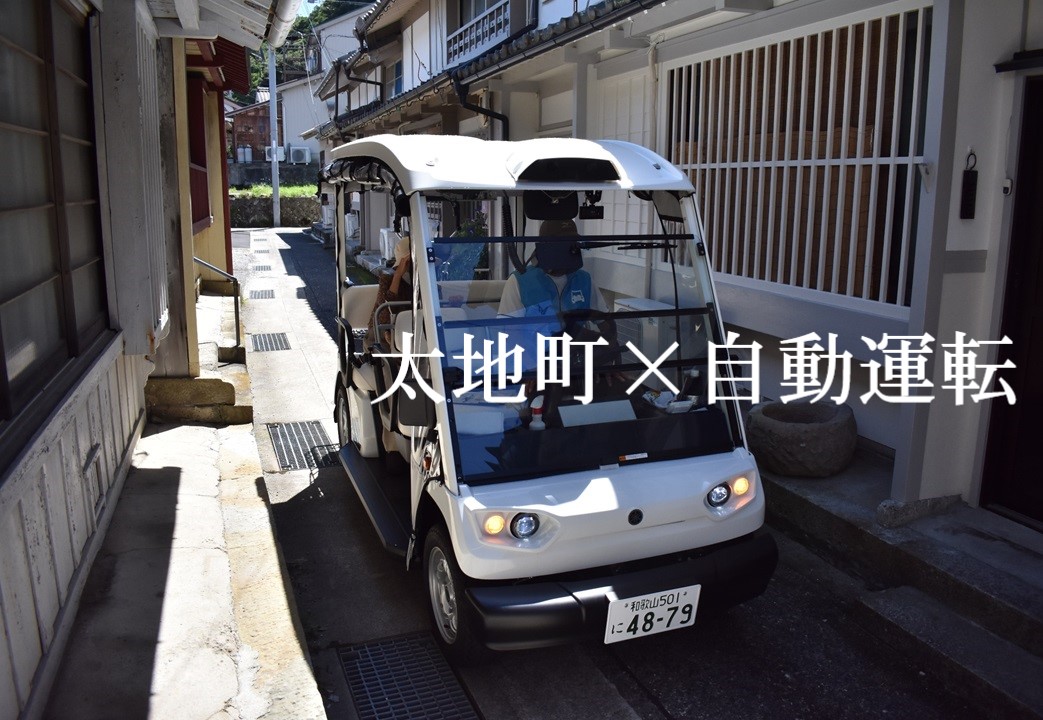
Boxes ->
[614,297,708,390]
[289,146,311,164]
[264,146,286,162]
[614,297,678,391]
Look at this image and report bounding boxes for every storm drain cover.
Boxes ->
[266,421,337,470]
[255,248,270,254]
[338,634,481,720]
[249,289,275,300]
[251,332,290,351]
[253,265,272,272]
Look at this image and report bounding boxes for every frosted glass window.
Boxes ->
[72,261,105,335]
[0,44,47,130]
[67,202,101,268]
[0,129,52,209]
[57,72,93,141]
[0,208,59,301]
[51,3,86,81]
[0,0,40,55]
[61,140,97,204]
[1,279,67,393]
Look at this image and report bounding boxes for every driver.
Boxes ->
[497,220,604,317]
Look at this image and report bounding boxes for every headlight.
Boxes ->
[707,483,731,507]
[732,476,750,496]
[510,513,540,538]
[482,513,506,535]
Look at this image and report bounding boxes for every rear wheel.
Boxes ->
[424,525,487,665]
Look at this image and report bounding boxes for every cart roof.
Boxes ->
[325,135,694,195]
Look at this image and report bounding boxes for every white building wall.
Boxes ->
[918,0,1031,501]
[316,12,363,70]
[281,81,322,156]
[408,13,432,90]
[0,342,147,719]
[430,0,447,76]
[540,90,573,127]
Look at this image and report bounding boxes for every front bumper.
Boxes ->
[466,528,779,650]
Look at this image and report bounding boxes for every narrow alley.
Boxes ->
[237,228,979,720]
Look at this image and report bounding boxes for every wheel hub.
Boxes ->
[428,547,458,642]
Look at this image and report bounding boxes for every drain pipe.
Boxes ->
[451,73,518,277]
[450,73,509,141]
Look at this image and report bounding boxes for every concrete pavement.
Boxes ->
[44,256,325,719]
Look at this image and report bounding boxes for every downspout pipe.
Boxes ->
[449,73,515,270]
[450,73,509,141]
[446,0,541,142]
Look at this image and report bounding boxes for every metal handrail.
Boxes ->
[193,257,241,349]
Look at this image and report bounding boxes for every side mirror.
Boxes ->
[397,381,436,427]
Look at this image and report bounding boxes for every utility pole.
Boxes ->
[268,42,280,226]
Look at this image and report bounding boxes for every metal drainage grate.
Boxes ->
[249,289,275,300]
[252,265,272,272]
[251,333,290,352]
[266,422,337,470]
[338,634,481,720]
[254,248,270,254]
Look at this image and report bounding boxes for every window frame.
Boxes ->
[0,0,113,471]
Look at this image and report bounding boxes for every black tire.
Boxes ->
[423,524,488,665]
[335,380,353,449]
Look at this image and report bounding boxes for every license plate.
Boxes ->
[604,584,701,644]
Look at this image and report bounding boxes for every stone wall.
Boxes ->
[229,196,320,227]
[228,160,320,188]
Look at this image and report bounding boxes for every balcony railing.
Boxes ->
[447,0,510,66]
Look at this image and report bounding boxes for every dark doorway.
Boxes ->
[981,76,1043,529]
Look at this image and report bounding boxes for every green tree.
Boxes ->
[235,0,368,103]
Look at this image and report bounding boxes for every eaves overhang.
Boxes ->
[148,0,304,50]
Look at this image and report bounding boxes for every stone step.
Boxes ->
[764,467,1043,659]
[855,586,1043,719]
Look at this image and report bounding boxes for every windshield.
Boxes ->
[426,191,738,485]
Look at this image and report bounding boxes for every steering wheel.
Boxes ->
[561,309,622,366]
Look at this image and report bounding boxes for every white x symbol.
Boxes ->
[625,341,680,395]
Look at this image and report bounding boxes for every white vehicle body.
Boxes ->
[326,135,777,657]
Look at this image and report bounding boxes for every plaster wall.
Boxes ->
[281,81,322,155]
[918,0,1036,501]
[405,13,433,91]
[540,89,573,127]
[317,12,364,67]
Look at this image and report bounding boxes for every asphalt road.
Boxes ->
[245,230,978,720]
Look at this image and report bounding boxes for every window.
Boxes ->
[385,60,403,99]
[187,77,211,231]
[460,0,498,24]
[665,6,932,306]
[1,1,109,461]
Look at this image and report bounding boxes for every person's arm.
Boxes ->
[389,255,410,295]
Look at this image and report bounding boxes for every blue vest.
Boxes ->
[504,269,593,370]
[513,268,593,316]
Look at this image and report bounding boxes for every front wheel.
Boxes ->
[424,525,487,665]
